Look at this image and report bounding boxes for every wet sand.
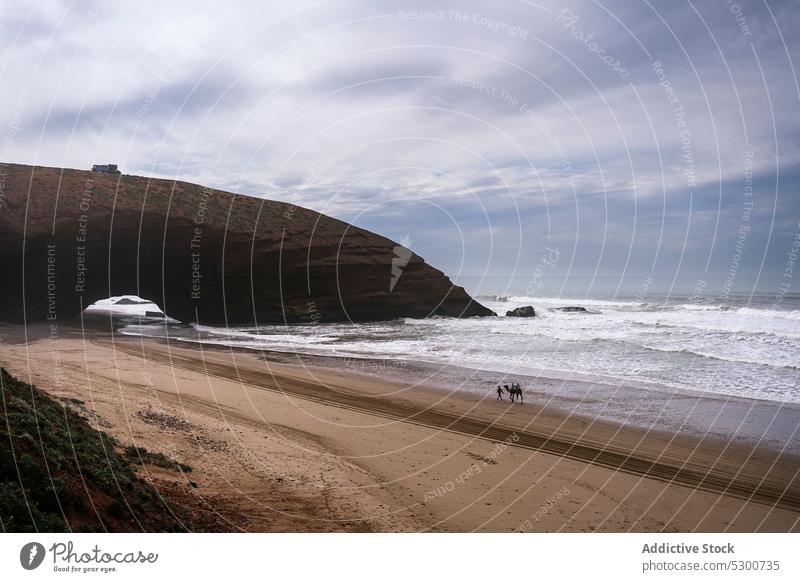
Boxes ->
[251,347,800,455]
[1,323,798,532]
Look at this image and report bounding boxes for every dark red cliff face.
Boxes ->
[0,164,494,325]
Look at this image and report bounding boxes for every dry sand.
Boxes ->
[1,324,798,532]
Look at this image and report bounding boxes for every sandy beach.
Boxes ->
[1,322,798,532]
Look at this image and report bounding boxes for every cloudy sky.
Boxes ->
[2,0,799,297]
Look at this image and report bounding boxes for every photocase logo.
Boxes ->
[20,542,46,570]
[390,234,413,292]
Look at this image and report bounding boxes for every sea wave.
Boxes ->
[633,342,800,370]
[736,307,800,320]
[503,296,636,309]
[188,323,339,344]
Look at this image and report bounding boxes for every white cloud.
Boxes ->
[2,0,798,277]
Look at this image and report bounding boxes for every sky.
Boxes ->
[2,0,799,298]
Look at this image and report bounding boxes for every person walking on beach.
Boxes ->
[515,384,524,403]
[496,385,503,400]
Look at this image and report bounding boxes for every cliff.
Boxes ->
[0,163,494,324]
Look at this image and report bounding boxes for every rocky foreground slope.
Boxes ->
[0,367,196,531]
[0,163,493,324]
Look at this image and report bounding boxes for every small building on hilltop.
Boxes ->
[91,164,120,173]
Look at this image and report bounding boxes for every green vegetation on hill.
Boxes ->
[123,446,192,474]
[0,367,193,532]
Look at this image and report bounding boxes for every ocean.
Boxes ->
[112,288,800,405]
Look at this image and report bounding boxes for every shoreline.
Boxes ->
[132,327,800,455]
[1,322,799,532]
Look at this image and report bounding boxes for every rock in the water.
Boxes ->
[506,305,536,317]
[0,163,495,324]
[553,306,588,313]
